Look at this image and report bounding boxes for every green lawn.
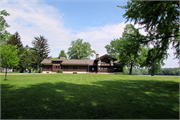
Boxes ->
[1,74,179,119]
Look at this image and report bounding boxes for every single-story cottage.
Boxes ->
[40,54,123,74]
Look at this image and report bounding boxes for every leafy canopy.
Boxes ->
[67,38,96,59]
[105,24,146,75]
[1,43,20,68]
[58,50,67,59]
[118,1,179,59]
[0,10,11,43]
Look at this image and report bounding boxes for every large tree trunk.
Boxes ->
[151,69,154,76]
[129,62,133,75]
[5,68,7,80]
[39,64,41,73]
[20,68,24,73]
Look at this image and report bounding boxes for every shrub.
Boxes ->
[56,69,63,73]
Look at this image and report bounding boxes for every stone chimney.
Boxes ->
[96,54,99,59]
[60,56,66,60]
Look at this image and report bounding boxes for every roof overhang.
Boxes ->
[95,54,117,61]
[51,60,63,61]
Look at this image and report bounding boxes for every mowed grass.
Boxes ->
[1,74,179,119]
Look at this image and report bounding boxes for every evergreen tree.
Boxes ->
[32,35,50,73]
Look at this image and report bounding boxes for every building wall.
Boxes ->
[42,60,122,73]
[61,65,89,72]
[43,65,52,71]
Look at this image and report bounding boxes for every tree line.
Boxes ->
[0,10,96,80]
[105,1,179,76]
[124,68,179,75]
[1,1,179,78]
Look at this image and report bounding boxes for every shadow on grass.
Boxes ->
[1,79,179,119]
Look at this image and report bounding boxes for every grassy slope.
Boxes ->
[1,74,179,119]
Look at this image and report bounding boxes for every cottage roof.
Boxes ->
[61,59,95,65]
[41,54,119,65]
[41,59,52,64]
[114,60,121,66]
[95,54,117,61]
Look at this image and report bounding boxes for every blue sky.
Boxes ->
[1,0,179,68]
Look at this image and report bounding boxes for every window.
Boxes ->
[114,67,117,70]
[54,66,55,69]
[64,66,68,69]
[82,66,84,69]
[92,68,94,71]
[73,66,77,69]
[99,67,100,70]
[47,66,49,69]
[101,67,103,70]
[58,66,60,69]
[56,66,57,69]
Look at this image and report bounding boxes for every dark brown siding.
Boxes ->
[114,66,123,72]
[61,65,88,72]
[43,65,52,71]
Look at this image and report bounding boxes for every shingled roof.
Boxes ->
[41,59,96,65]
[95,54,117,61]
[61,59,95,65]
[41,54,118,65]
[41,59,53,64]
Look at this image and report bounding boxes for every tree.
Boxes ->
[32,35,50,73]
[7,32,23,50]
[58,50,67,59]
[1,43,20,80]
[141,47,167,76]
[67,39,96,59]
[118,1,179,60]
[7,31,25,72]
[105,24,146,75]
[19,45,35,73]
[105,38,121,60]
[0,10,11,43]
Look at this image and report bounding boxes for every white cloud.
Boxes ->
[2,0,74,57]
[2,0,178,68]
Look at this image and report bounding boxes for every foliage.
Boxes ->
[67,38,96,59]
[105,38,120,60]
[58,50,67,59]
[0,10,11,43]
[141,46,167,76]
[105,24,146,75]
[1,43,20,79]
[32,35,50,73]
[139,68,149,75]
[119,1,180,59]
[122,66,126,74]
[56,69,63,73]
[20,45,34,73]
[7,32,23,50]
[157,68,179,75]
[35,67,43,73]
[7,31,26,72]
[126,68,179,75]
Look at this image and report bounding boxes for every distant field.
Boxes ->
[1,74,179,119]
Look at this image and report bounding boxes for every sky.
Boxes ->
[1,0,179,68]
